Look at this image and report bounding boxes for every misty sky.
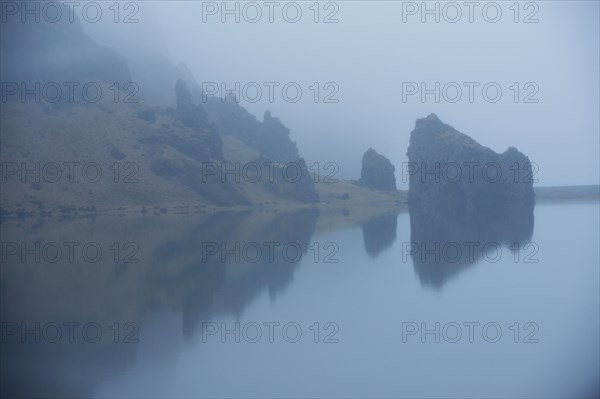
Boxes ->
[84,1,599,188]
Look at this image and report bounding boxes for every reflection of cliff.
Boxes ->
[361,212,399,258]
[409,191,535,289]
[171,209,319,337]
[0,209,318,398]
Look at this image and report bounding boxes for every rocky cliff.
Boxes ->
[203,97,301,164]
[406,114,535,206]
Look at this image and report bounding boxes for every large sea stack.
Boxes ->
[406,113,535,206]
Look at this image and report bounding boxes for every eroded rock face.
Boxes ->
[360,148,397,191]
[203,99,301,164]
[406,114,535,205]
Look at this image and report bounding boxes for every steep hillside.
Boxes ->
[0,12,321,216]
[0,85,320,216]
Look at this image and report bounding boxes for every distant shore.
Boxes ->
[1,183,597,221]
[534,185,600,203]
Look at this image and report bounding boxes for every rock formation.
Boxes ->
[406,114,535,205]
[360,148,397,191]
[203,98,301,164]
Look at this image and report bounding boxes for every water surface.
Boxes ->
[1,202,598,398]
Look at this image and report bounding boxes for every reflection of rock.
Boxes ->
[174,209,320,333]
[407,114,535,205]
[361,212,398,258]
[0,209,319,398]
[360,148,397,191]
[409,198,534,288]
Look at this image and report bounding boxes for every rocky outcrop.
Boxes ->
[203,97,301,163]
[359,148,397,191]
[200,95,318,203]
[255,111,300,163]
[406,114,535,205]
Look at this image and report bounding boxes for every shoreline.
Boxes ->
[1,184,597,221]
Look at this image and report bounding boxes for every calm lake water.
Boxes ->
[1,202,598,398]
